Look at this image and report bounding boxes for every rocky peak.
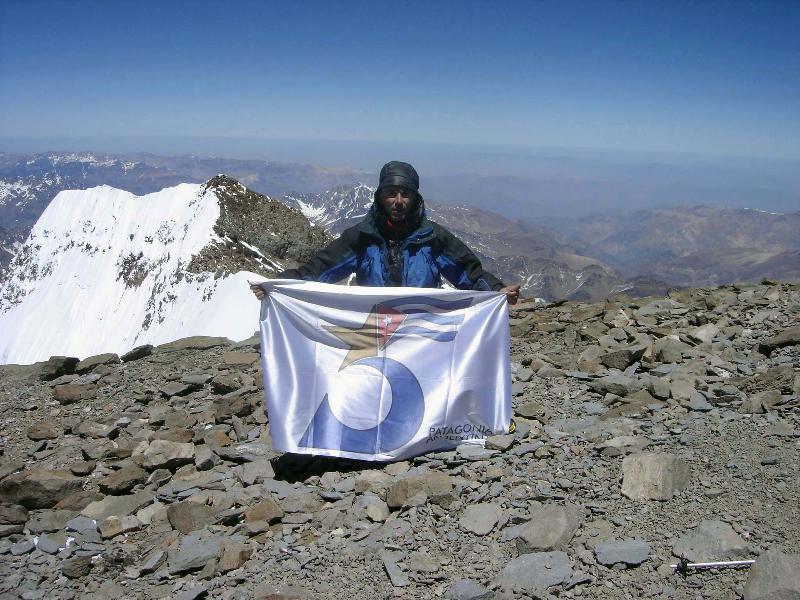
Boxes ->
[186,175,330,276]
[0,177,330,364]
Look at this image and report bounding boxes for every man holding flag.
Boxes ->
[252,161,518,461]
[251,161,520,302]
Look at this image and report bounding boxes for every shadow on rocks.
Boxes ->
[271,452,389,482]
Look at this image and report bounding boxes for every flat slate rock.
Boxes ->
[75,352,120,374]
[459,502,501,536]
[594,539,651,566]
[497,551,573,592]
[672,520,750,562]
[157,336,232,352]
[82,491,154,521]
[168,532,223,574]
[515,503,584,552]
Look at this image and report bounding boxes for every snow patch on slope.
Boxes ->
[0,183,261,364]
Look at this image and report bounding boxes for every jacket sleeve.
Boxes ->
[433,225,506,291]
[278,228,360,283]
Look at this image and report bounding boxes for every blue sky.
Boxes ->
[1,0,800,159]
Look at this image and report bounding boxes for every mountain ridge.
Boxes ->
[0,176,327,364]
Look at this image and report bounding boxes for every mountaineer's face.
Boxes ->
[378,186,416,224]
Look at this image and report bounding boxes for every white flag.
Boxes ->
[258,280,511,461]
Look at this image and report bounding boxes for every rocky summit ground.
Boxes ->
[1,282,799,600]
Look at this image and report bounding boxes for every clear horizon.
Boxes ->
[2,1,800,160]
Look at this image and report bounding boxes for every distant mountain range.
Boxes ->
[1,151,798,305]
[544,206,800,287]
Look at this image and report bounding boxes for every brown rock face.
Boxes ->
[167,501,217,534]
[0,504,29,524]
[244,499,284,524]
[75,352,120,374]
[99,464,147,495]
[26,422,61,440]
[0,469,84,509]
[223,351,260,366]
[386,472,454,509]
[62,555,93,579]
[743,550,800,600]
[758,325,800,355]
[219,541,253,572]
[139,440,196,471]
[53,383,97,404]
[621,453,690,501]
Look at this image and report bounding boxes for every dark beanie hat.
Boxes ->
[375,161,420,196]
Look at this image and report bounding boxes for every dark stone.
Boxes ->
[159,382,198,397]
[600,345,647,370]
[37,356,79,381]
[211,375,240,394]
[121,344,154,362]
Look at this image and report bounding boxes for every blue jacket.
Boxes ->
[280,206,505,291]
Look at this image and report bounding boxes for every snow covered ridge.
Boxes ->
[0,177,325,365]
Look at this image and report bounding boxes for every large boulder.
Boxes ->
[672,520,751,562]
[589,373,640,396]
[743,550,800,600]
[37,356,79,381]
[758,326,800,355]
[53,383,97,404]
[0,469,83,509]
[121,344,153,362]
[167,501,218,534]
[75,352,120,374]
[515,504,584,553]
[600,345,647,370]
[98,464,147,495]
[621,453,690,500]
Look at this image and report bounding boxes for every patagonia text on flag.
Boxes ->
[258,280,511,461]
